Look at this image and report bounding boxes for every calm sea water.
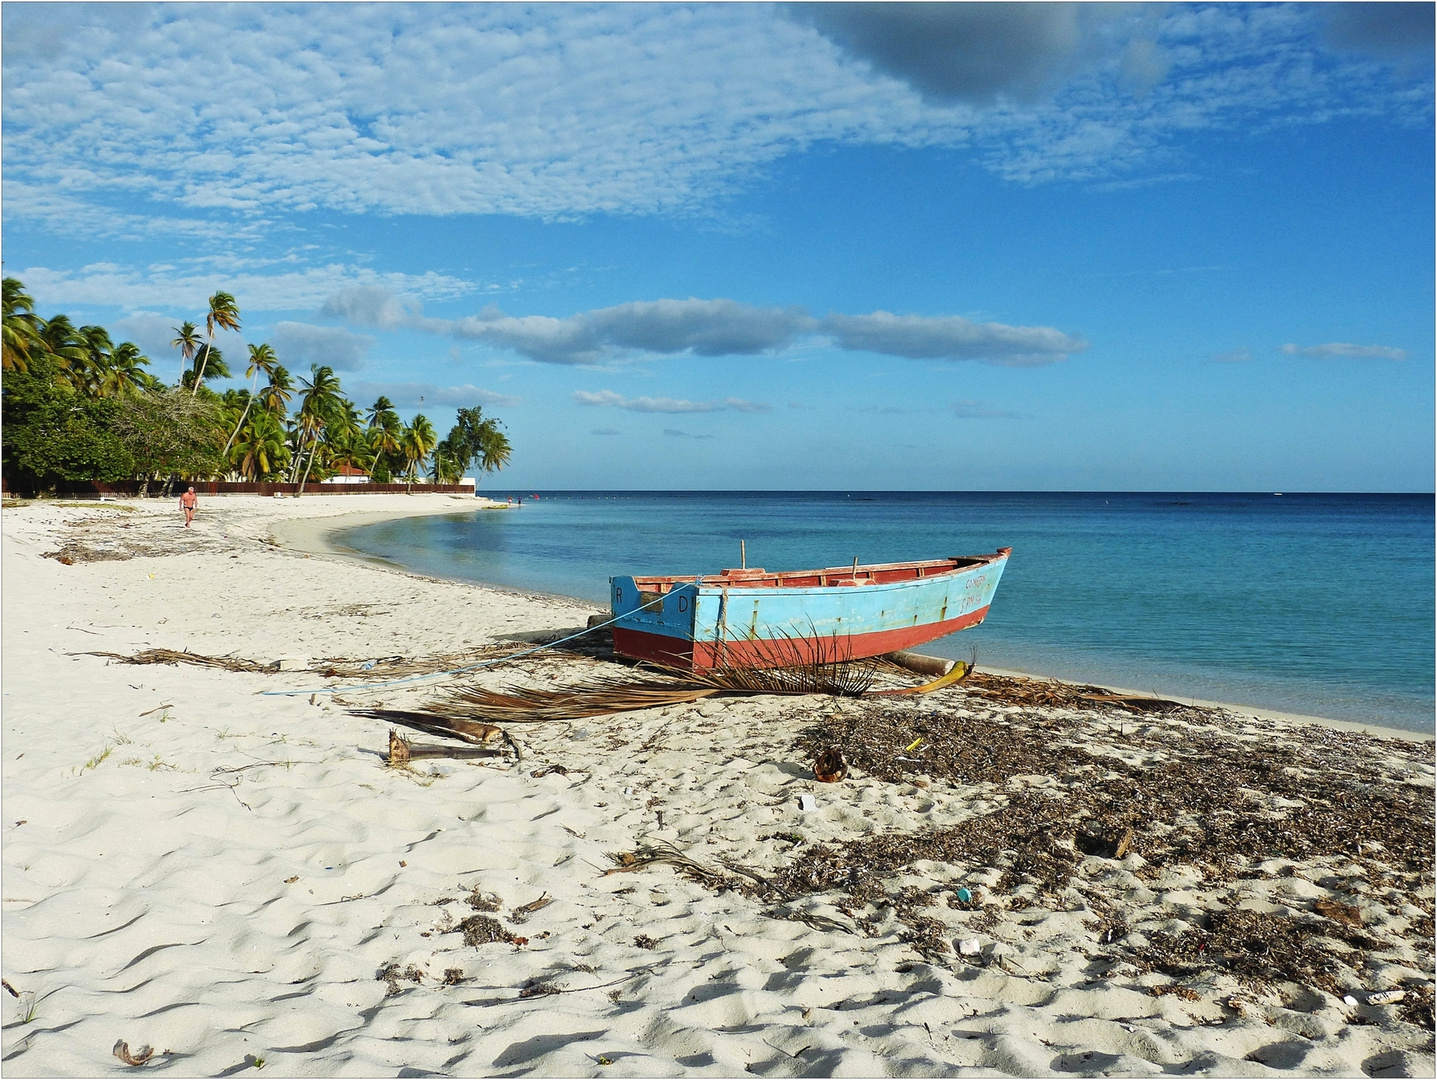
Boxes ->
[335,492,1435,732]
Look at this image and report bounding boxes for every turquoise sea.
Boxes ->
[335,492,1435,733]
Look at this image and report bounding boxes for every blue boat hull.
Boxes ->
[610,549,1010,670]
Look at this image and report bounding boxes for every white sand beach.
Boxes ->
[2,495,1433,1077]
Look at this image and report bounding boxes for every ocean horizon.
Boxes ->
[335,490,1436,734]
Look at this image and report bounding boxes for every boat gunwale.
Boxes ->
[622,550,1008,593]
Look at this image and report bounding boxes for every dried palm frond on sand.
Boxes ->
[80,648,278,673]
[419,677,720,724]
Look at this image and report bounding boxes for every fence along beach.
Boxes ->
[2,494,1432,1076]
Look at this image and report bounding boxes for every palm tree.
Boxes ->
[95,341,153,398]
[221,343,278,459]
[191,291,240,395]
[474,418,512,485]
[171,320,202,387]
[365,397,403,480]
[231,408,290,481]
[291,364,344,495]
[399,414,437,491]
[259,364,294,416]
[366,395,397,429]
[72,324,116,396]
[2,278,43,373]
[35,315,87,389]
[430,436,465,484]
[180,345,229,391]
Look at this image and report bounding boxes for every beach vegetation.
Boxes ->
[400,413,437,491]
[191,291,240,395]
[76,742,115,774]
[1,277,512,492]
[1,357,135,492]
[431,406,512,486]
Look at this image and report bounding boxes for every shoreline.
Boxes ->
[289,500,1433,744]
[4,495,1432,1076]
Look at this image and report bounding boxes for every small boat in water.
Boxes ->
[609,548,1011,671]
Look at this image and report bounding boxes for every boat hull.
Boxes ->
[609,550,1009,671]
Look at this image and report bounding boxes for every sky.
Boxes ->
[2,1,1433,491]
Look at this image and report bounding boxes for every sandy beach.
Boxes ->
[2,495,1432,1077]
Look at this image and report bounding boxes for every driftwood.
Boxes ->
[386,729,505,764]
[354,710,522,762]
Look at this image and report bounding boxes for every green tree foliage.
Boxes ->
[440,406,512,486]
[399,414,437,490]
[3,278,43,373]
[110,390,224,488]
[192,291,240,395]
[365,396,403,482]
[0,277,514,494]
[1,357,133,493]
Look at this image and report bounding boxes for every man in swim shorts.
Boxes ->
[180,486,197,528]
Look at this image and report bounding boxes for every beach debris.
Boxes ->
[385,728,506,765]
[455,914,525,947]
[112,1040,155,1066]
[1366,990,1406,1006]
[1076,825,1135,860]
[378,962,425,995]
[1343,995,1360,1006]
[466,887,503,912]
[530,764,569,778]
[310,642,532,679]
[81,648,277,673]
[600,839,791,899]
[813,747,848,783]
[508,893,552,924]
[955,887,973,904]
[679,648,880,697]
[883,650,956,679]
[957,938,983,956]
[634,934,659,950]
[354,710,521,761]
[1313,898,1363,926]
[1,980,19,998]
[76,643,538,680]
[1078,692,1187,712]
[424,677,720,723]
[869,657,973,697]
[798,794,818,812]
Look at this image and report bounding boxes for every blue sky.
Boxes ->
[3,2,1432,490]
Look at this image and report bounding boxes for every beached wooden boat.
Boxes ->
[610,548,1011,671]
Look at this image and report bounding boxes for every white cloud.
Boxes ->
[349,381,521,409]
[1,3,1426,239]
[271,322,374,371]
[325,291,815,365]
[16,263,474,316]
[1280,342,1408,360]
[823,311,1085,366]
[574,390,770,414]
[330,287,1084,368]
[574,390,758,414]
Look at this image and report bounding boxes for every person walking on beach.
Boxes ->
[180,486,198,529]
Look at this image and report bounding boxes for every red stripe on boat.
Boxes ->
[612,606,990,672]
